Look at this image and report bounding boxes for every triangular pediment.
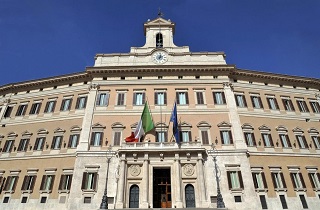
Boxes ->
[217,121,231,128]
[144,17,175,35]
[292,127,304,133]
[258,125,270,131]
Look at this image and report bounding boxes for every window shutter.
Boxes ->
[51,137,56,149]
[261,172,267,188]
[188,131,192,142]
[90,133,96,146]
[44,101,50,112]
[252,173,258,188]
[96,93,101,105]
[222,92,226,104]
[201,130,209,145]
[252,133,256,146]
[68,99,73,110]
[302,136,308,148]
[83,96,88,108]
[34,138,39,150]
[176,92,180,104]
[213,92,217,104]
[68,135,72,148]
[40,138,45,150]
[51,101,56,112]
[227,171,232,189]
[40,175,46,190]
[114,132,121,146]
[76,134,80,147]
[76,97,80,109]
[21,176,28,190]
[280,173,287,188]
[299,173,306,188]
[238,171,244,189]
[185,92,189,104]
[274,98,279,109]
[67,175,73,190]
[58,175,65,190]
[9,140,14,152]
[154,92,158,105]
[164,92,167,105]
[142,93,146,104]
[99,132,104,146]
[271,173,277,188]
[58,136,63,148]
[60,99,65,111]
[243,95,247,107]
[12,176,19,191]
[0,177,6,193]
[81,173,87,190]
[258,97,263,109]
[282,99,287,110]
[133,93,137,105]
[93,173,98,190]
[220,131,224,144]
[49,175,55,190]
[4,177,11,191]
[309,101,316,112]
[308,173,315,188]
[234,95,239,106]
[267,98,272,109]
[286,135,292,147]
[289,100,295,111]
[229,131,233,144]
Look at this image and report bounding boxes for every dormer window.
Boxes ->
[156,33,163,48]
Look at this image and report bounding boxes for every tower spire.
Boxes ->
[157,7,164,18]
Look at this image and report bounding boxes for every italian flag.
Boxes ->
[134,102,155,141]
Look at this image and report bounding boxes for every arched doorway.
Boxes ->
[129,185,139,208]
[185,184,195,208]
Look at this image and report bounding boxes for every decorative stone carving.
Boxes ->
[89,83,100,90]
[129,165,141,177]
[222,82,233,91]
[182,164,195,176]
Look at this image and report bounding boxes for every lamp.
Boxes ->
[99,146,115,209]
[208,143,225,208]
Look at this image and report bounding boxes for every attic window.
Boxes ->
[156,33,163,48]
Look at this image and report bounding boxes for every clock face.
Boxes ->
[152,51,168,64]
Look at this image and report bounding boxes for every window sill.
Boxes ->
[230,188,243,193]
[275,188,287,192]
[39,190,52,194]
[313,188,320,192]
[58,190,70,194]
[255,188,268,193]
[3,190,15,194]
[294,188,307,192]
[21,190,33,194]
[82,189,96,195]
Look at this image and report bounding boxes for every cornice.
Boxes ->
[95,51,226,57]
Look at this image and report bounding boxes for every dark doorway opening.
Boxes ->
[153,168,171,208]
[129,185,139,208]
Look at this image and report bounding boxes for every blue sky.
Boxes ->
[0,0,319,85]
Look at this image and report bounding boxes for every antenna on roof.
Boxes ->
[158,7,164,18]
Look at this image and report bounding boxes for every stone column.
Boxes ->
[174,153,183,208]
[223,82,247,149]
[141,153,149,208]
[197,152,208,207]
[77,83,99,151]
[116,154,126,209]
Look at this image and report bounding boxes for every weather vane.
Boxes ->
[158,7,164,18]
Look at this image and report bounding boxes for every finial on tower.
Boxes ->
[158,8,164,18]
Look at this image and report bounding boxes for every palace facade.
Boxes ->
[0,17,320,210]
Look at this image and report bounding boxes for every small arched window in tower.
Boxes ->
[156,33,163,48]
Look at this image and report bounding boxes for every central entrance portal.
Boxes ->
[153,168,172,208]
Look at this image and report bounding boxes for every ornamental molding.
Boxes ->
[89,83,100,90]
[182,164,195,176]
[129,165,141,177]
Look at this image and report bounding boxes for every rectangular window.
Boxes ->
[290,173,306,189]
[299,195,308,209]
[44,100,56,113]
[309,101,320,113]
[308,172,320,189]
[227,171,244,189]
[312,136,320,149]
[279,195,288,209]
[4,176,19,191]
[176,91,189,105]
[58,174,72,191]
[81,172,97,190]
[282,98,295,111]
[235,94,247,107]
[201,130,209,145]
[16,104,28,116]
[220,130,233,145]
[113,131,121,146]
[267,97,279,110]
[196,92,204,104]
[271,172,286,189]
[213,92,226,105]
[259,195,268,209]
[154,92,167,105]
[252,172,267,189]
[40,175,55,191]
[244,132,256,146]
[29,102,41,115]
[3,106,13,118]
[21,175,37,191]
[76,96,88,109]
[180,131,192,142]
[51,136,63,150]
[116,92,125,106]
[60,98,72,111]
[68,134,80,148]
[296,135,308,149]
[262,133,273,147]
[251,95,263,109]
[156,131,167,142]
[40,196,47,203]
[17,139,30,152]
[296,100,309,112]
[34,137,45,151]
[279,134,291,148]
[90,132,103,146]
[133,92,145,105]
[96,93,109,107]
[3,140,15,153]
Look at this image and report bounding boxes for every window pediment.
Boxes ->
[308,128,319,134]
[276,125,288,132]
[21,131,33,138]
[111,122,126,129]
[54,128,66,134]
[292,127,304,133]
[217,121,231,128]
[7,132,18,138]
[179,121,192,128]
[155,122,168,128]
[258,125,271,131]
[197,121,211,128]
[242,123,254,130]
[37,129,49,135]
[92,123,106,129]
[70,125,82,132]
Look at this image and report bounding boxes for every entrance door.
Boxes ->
[129,185,139,208]
[185,184,195,208]
[153,168,171,208]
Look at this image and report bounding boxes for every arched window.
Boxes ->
[156,33,163,48]
[185,184,195,208]
[129,185,139,208]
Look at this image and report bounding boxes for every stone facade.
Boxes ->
[0,17,320,210]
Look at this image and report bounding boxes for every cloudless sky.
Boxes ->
[0,0,319,86]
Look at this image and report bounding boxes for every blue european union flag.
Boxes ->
[170,102,180,144]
